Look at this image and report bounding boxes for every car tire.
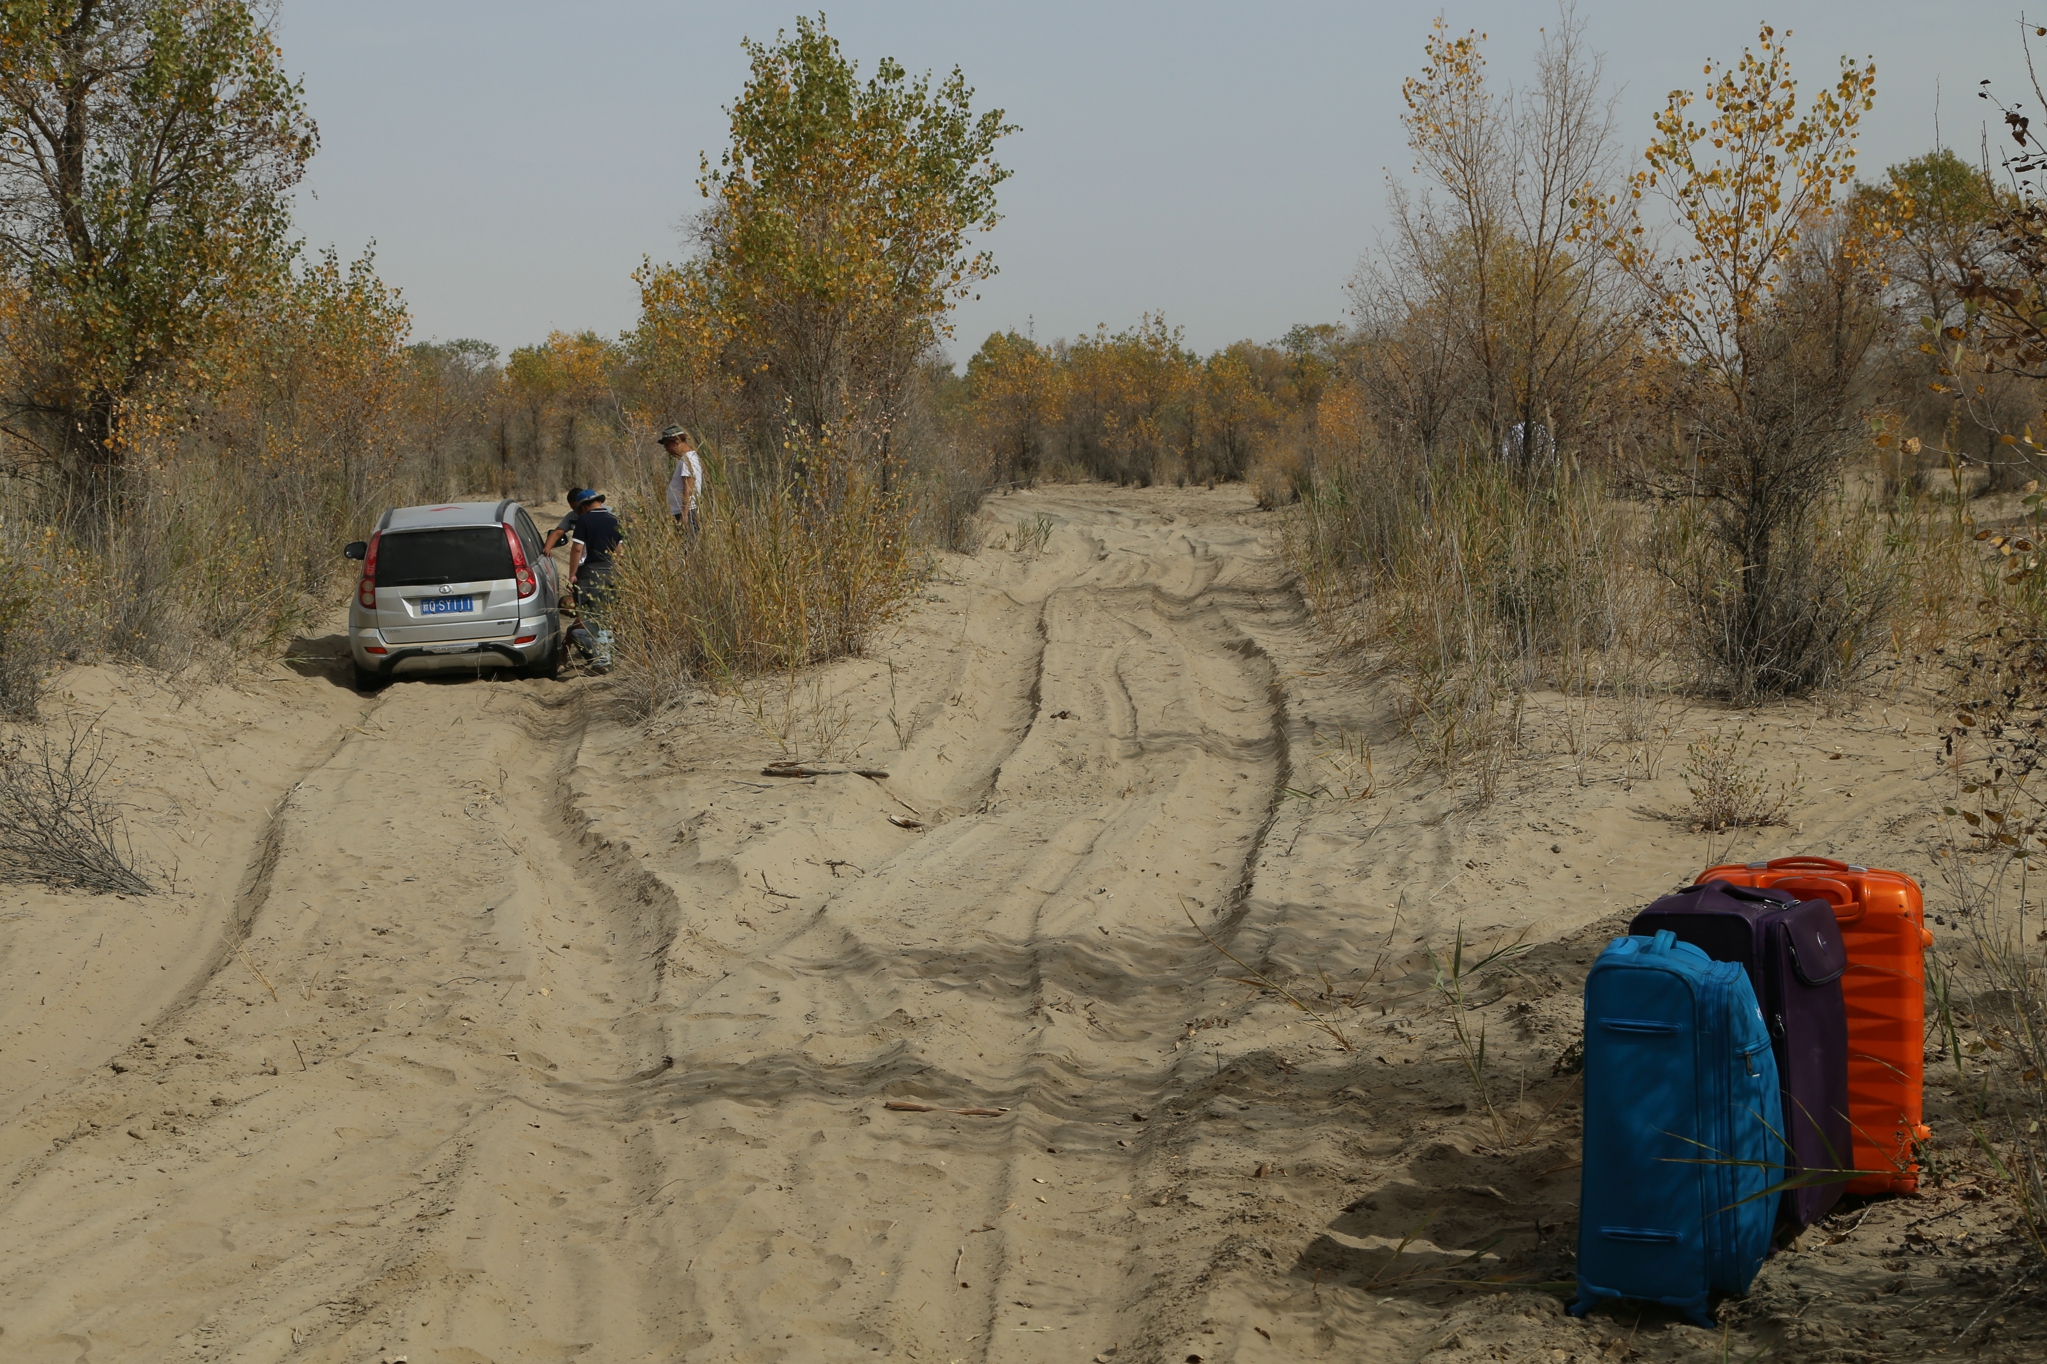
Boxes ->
[352,662,387,692]
[524,630,562,681]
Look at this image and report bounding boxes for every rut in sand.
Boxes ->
[0,487,1304,1362]
[5,485,1995,1364]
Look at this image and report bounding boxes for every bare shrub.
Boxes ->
[1934,610,2047,1257]
[1652,478,1902,701]
[915,453,992,555]
[0,719,153,895]
[0,543,71,718]
[897,381,994,555]
[1249,452,1302,511]
[1351,13,1630,465]
[1680,728,1802,831]
[0,604,45,717]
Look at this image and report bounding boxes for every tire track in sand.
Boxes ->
[589,488,1303,1360]
[0,487,1303,1363]
[0,677,698,1361]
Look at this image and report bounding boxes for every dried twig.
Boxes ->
[0,717,153,895]
[1179,897,1353,1052]
[238,945,281,1004]
[763,762,891,779]
[884,1100,1007,1117]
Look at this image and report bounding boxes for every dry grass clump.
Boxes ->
[0,719,153,895]
[1279,422,1990,803]
[0,528,99,718]
[1649,479,1911,701]
[607,426,925,717]
[1925,860,2047,1260]
[992,512,1052,560]
[1879,485,1986,659]
[1679,728,1803,830]
[1286,445,1663,800]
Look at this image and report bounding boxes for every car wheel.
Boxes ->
[352,662,387,692]
[524,631,562,681]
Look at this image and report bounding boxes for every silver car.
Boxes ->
[343,500,566,689]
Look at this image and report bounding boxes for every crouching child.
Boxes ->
[565,490,623,671]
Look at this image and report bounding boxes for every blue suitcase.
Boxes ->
[1572,930,1782,1326]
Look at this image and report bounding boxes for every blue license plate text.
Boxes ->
[420,596,474,615]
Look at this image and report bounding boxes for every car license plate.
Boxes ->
[419,595,474,615]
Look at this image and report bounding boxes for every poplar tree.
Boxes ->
[636,14,1014,458]
[0,0,315,498]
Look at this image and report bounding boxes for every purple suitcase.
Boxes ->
[1630,879,1852,1230]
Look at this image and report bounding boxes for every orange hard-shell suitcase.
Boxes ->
[1693,856,1934,1194]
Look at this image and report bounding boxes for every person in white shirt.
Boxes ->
[660,425,703,534]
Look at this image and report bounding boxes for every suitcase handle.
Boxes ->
[1707,880,1795,905]
[1770,875,1865,925]
[1754,856,1869,874]
[1598,1226,1681,1243]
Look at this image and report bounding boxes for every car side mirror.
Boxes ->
[343,541,368,561]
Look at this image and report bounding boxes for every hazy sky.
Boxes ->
[276,1,2031,364]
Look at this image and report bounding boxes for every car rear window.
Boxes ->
[375,527,512,587]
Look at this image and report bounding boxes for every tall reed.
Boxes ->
[607,425,926,717]
[1285,438,1660,797]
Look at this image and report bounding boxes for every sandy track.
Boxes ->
[0,487,1303,1363]
[1,484,2032,1363]
[586,488,1301,1361]
[0,673,696,1360]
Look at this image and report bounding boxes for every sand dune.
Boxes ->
[0,484,2023,1362]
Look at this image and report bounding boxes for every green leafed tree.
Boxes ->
[1875,148,2007,323]
[0,0,315,501]
[634,13,1014,458]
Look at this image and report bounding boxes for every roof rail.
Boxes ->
[493,498,514,523]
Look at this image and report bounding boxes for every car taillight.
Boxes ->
[505,523,536,599]
[358,531,381,609]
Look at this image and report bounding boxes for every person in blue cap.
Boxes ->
[542,486,586,556]
[565,490,623,670]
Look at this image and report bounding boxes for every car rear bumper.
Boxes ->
[350,621,553,675]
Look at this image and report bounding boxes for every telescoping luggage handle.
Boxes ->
[1739,860,1870,925]
[1745,856,1869,874]
[1698,879,1797,905]
[1628,928,1711,964]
